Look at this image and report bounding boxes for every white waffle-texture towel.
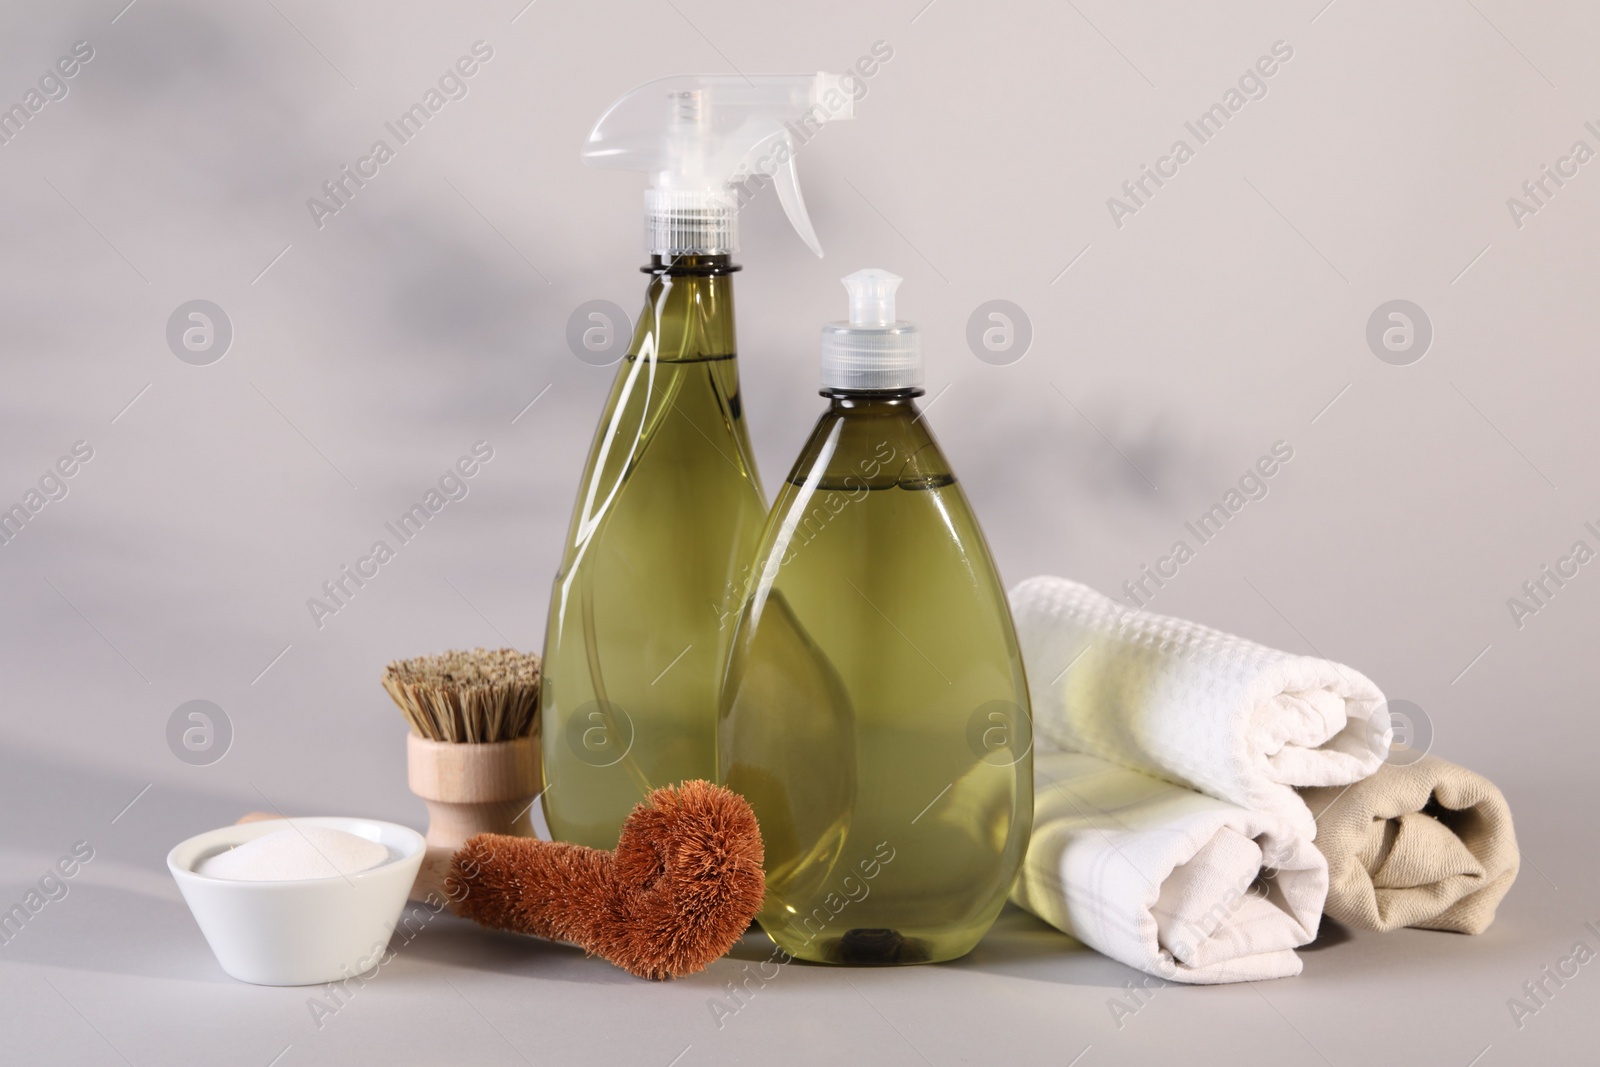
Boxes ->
[1014,751,1329,984]
[1011,576,1390,842]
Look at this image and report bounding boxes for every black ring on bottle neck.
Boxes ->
[642,255,742,276]
[820,387,926,400]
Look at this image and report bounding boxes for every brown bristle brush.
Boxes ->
[448,779,766,980]
[382,648,544,901]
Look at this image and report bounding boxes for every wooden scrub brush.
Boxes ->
[382,648,543,901]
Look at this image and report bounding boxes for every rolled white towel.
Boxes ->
[1011,576,1390,841]
[1013,751,1329,984]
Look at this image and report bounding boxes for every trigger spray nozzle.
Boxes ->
[584,73,855,257]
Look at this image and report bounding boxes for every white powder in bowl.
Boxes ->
[197,826,390,881]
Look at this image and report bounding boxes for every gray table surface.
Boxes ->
[2,743,1592,1066]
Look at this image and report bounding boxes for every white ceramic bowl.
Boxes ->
[167,817,426,986]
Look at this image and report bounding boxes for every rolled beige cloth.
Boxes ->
[1301,753,1519,934]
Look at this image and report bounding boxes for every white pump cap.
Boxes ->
[820,269,922,391]
[583,74,855,257]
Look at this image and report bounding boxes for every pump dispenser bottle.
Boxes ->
[720,270,1033,964]
[542,75,853,850]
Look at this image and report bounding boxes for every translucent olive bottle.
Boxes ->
[719,270,1032,964]
[543,255,767,849]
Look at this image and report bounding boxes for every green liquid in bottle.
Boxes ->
[542,256,767,849]
[720,393,1032,964]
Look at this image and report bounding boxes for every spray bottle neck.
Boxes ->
[822,390,925,409]
[640,254,741,276]
[629,256,739,363]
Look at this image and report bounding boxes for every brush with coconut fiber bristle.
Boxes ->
[383,648,542,901]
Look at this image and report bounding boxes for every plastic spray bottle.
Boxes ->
[543,75,854,849]
[719,270,1033,964]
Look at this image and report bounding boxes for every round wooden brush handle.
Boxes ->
[407,733,541,902]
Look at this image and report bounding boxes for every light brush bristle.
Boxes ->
[382,648,541,744]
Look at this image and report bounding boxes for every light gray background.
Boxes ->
[2,0,1596,1064]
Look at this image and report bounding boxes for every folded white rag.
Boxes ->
[1011,576,1390,841]
[1013,751,1329,984]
